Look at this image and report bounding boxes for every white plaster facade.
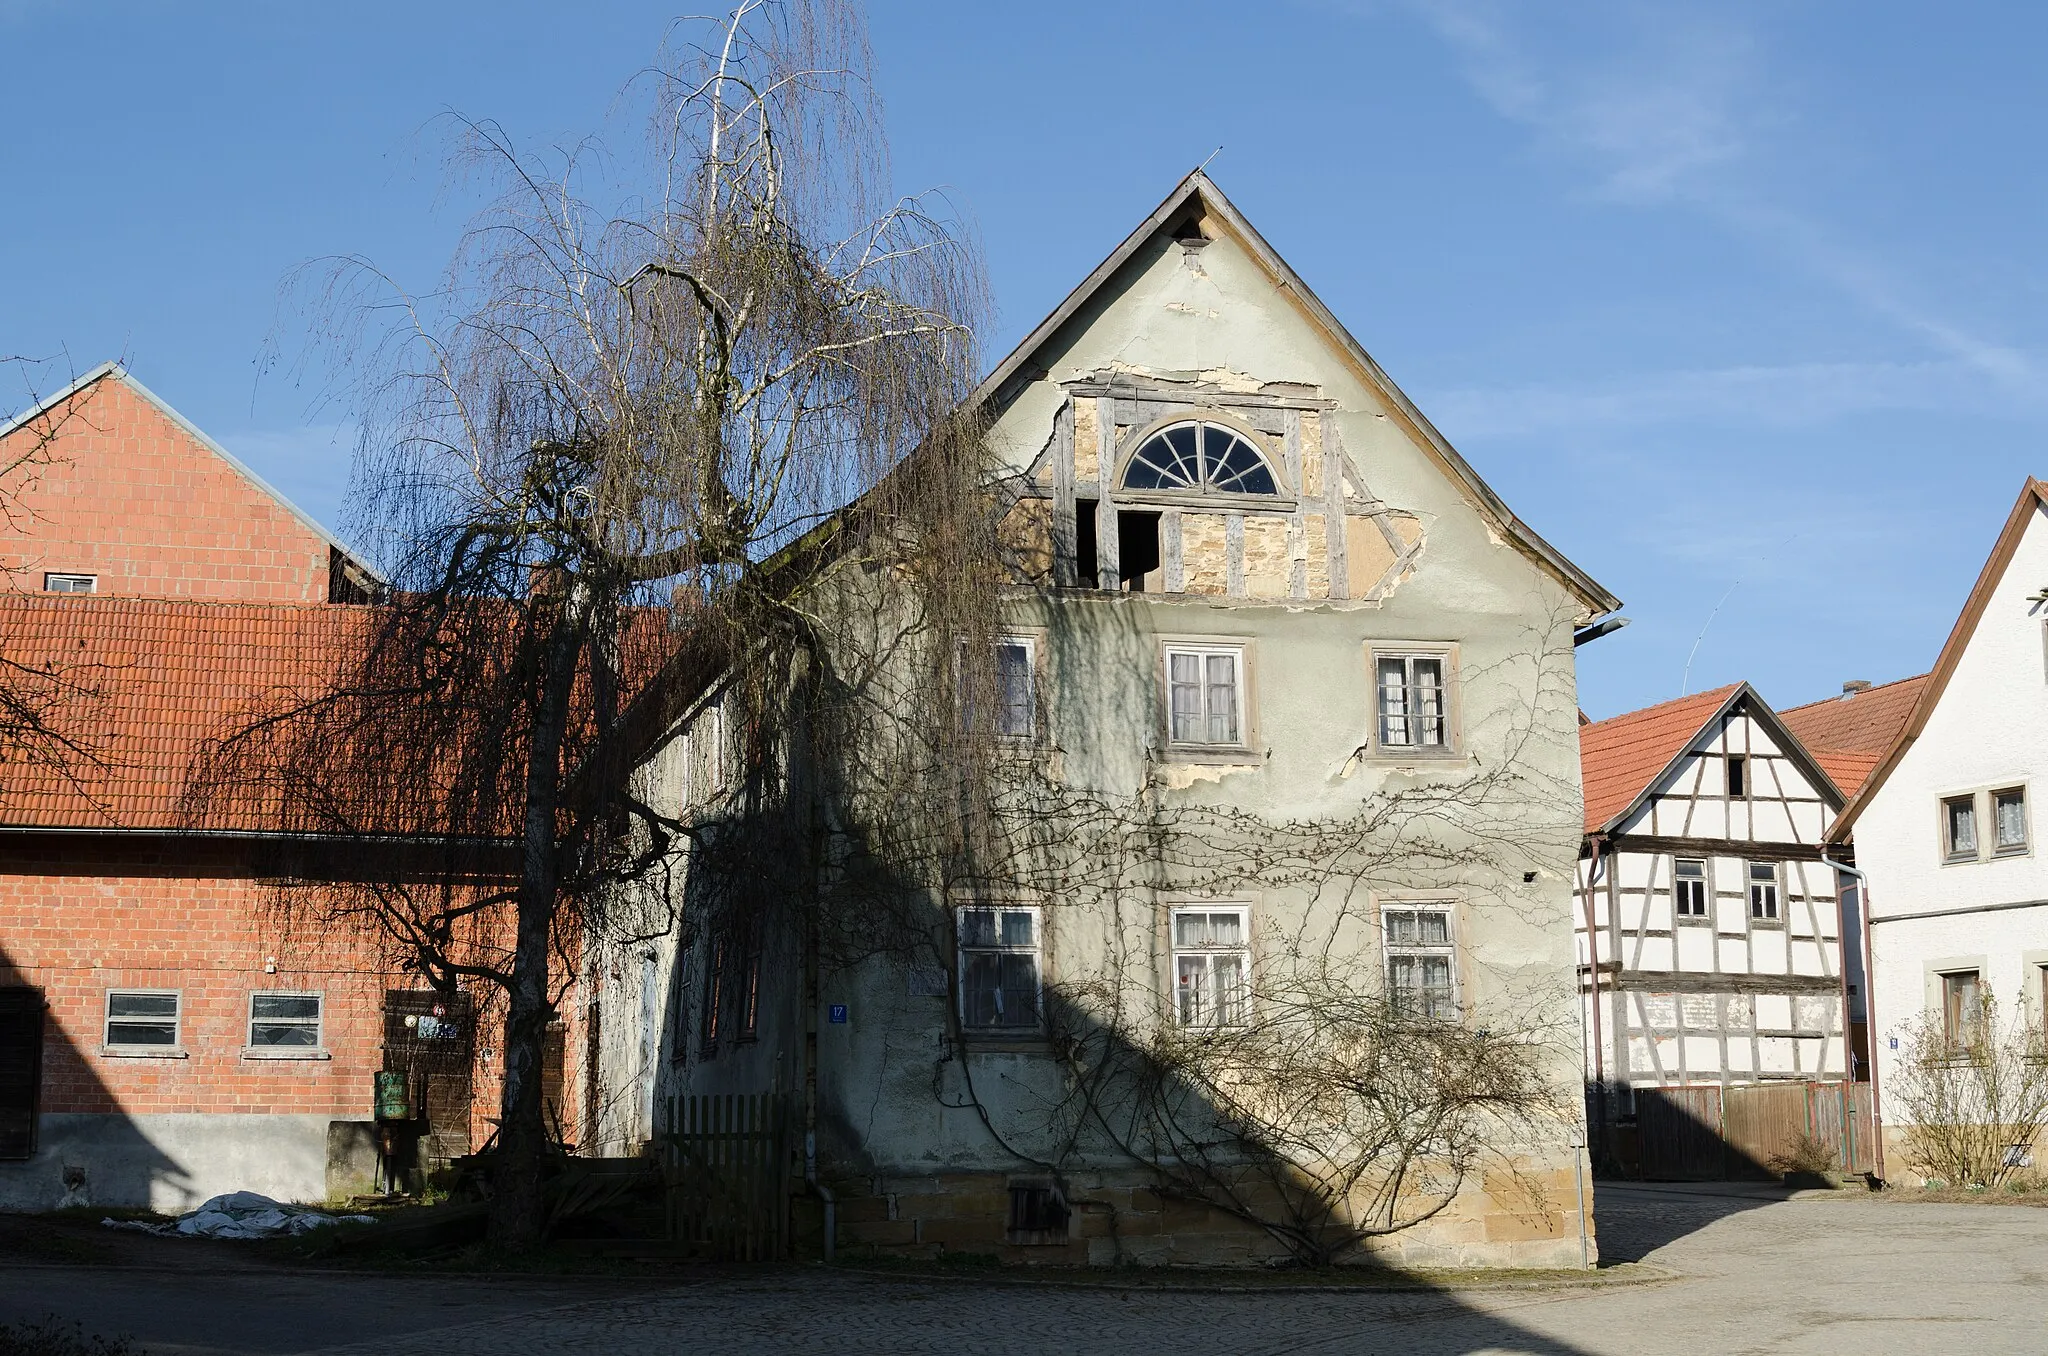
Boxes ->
[1846,486,2048,1120]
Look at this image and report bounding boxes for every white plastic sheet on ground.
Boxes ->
[102,1190,374,1239]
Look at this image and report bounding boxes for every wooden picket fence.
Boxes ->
[662,1093,792,1260]
[1636,1079,1876,1181]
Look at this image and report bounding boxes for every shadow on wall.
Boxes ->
[644,595,1612,1355]
[0,937,186,1212]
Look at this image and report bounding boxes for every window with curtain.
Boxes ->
[1944,795,1980,861]
[958,907,1042,1031]
[1165,645,1243,746]
[1384,905,1458,1020]
[1172,906,1250,1027]
[1375,654,1448,750]
[1994,787,2028,855]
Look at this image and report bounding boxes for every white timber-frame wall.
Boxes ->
[1579,692,1850,1105]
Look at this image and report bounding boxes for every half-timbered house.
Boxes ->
[1577,683,1853,1127]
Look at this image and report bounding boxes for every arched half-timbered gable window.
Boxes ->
[1120,418,1283,497]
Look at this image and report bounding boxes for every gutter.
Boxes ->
[1821,848,1884,1184]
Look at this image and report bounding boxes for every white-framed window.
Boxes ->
[1383,904,1458,1020]
[42,573,95,595]
[1943,794,1979,861]
[104,990,179,1047]
[1747,862,1779,920]
[1373,651,1451,751]
[957,906,1042,1031]
[1171,906,1250,1027]
[1164,644,1244,747]
[1673,858,1708,918]
[249,992,322,1048]
[1994,787,2029,856]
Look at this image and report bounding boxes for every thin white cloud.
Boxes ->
[1404,0,2038,390]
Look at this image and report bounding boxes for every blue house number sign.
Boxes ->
[828,1004,849,1024]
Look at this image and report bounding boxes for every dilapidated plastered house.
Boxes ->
[593,172,1622,1268]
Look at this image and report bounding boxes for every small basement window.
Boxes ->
[42,573,95,595]
[1006,1181,1070,1244]
[105,991,179,1047]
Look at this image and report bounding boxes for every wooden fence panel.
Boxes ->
[1638,1085,1725,1180]
[663,1093,791,1261]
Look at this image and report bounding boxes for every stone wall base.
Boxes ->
[823,1156,1595,1270]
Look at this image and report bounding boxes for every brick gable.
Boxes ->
[0,368,356,603]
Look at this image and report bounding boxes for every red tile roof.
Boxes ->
[0,595,371,831]
[1780,674,1928,797]
[1578,685,1740,835]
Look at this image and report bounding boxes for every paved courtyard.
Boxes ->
[4,1186,2045,1355]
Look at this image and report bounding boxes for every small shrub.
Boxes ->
[1889,993,2048,1191]
[1767,1132,1837,1178]
[0,1317,136,1356]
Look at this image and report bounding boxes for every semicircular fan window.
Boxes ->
[1121,420,1280,496]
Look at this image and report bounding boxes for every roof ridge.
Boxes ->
[1780,670,1929,714]
[1581,683,1739,731]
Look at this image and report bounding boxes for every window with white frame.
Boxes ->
[248,993,322,1048]
[1374,653,1449,750]
[1383,905,1458,1020]
[1943,794,1979,861]
[1171,906,1250,1027]
[1673,858,1708,918]
[1994,787,2028,856]
[42,573,95,595]
[957,907,1042,1031]
[1164,645,1244,747]
[104,991,178,1047]
[1747,862,1779,920]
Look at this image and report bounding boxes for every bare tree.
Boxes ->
[191,0,997,1251]
[1890,990,2048,1190]
[0,357,108,808]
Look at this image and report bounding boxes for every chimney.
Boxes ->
[1841,679,1872,697]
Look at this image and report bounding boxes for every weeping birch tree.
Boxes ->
[192,0,998,1250]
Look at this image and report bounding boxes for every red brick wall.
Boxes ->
[0,374,335,602]
[0,835,399,1118]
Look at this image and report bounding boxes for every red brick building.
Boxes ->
[0,366,504,1210]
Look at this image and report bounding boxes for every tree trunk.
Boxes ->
[487,600,585,1251]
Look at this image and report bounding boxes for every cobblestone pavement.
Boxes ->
[6,1187,2048,1355]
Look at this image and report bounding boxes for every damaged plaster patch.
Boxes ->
[1165,301,1221,319]
[1155,760,1259,790]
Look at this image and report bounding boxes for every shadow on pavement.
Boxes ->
[1591,1181,1790,1264]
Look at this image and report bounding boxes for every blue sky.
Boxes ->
[4,1,2043,719]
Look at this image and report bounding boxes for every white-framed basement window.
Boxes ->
[248,992,322,1049]
[1383,904,1459,1020]
[104,990,179,1048]
[43,572,96,595]
[1171,905,1250,1027]
[1163,644,1245,748]
[957,906,1042,1032]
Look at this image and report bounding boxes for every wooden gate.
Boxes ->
[663,1093,791,1260]
[1637,1080,1875,1180]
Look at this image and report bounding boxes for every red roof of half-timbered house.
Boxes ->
[1577,685,1741,836]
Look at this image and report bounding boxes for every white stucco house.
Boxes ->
[1830,478,2048,1169]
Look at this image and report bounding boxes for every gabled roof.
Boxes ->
[1579,682,1846,837]
[0,595,371,832]
[1829,478,2048,842]
[0,362,382,583]
[1579,685,1740,835]
[972,170,1620,615]
[1780,672,1928,800]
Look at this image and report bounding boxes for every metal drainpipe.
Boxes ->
[1822,849,1884,1183]
[802,890,836,1261]
[1581,837,1608,1152]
